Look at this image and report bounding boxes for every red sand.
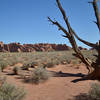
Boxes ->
[2,64,98,100]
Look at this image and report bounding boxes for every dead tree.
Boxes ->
[48,0,100,80]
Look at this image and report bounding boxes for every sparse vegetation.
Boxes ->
[33,67,51,83]
[0,0,99,99]
[89,83,100,100]
[0,75,26,100]
[24,67,51,84]
[0,50,96,70]
[74,83,100,100]
[0,50,98,100]
[44,62,55,68]
[0,61,8,72]
[0,82,26,100]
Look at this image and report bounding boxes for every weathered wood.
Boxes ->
[48,0,100,80]
[93,0,100,31]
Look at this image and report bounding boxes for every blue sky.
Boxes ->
[0,0,100,48]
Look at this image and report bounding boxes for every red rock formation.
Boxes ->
[52,44,71,51]
[0,42,73,52]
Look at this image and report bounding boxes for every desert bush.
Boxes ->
[0,76,7,85]
[33,67,50,83]
[0,61,8,72]
[74,93,91,100]
[52,60,60,65]
[88,83,100,100]
[74,83,100,100]
[44,62,55,68]
[9,57,20,66]
[24,67,51,84]
[33,67,51,84]
[0,82,26,100]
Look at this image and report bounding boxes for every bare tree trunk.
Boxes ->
[48,0,100,80]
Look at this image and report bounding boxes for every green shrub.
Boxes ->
[0,81,26,100]
[89,83,100,100]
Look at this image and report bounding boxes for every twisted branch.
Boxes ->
[48,0,94,73]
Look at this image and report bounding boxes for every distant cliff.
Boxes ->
[0,42,73,52]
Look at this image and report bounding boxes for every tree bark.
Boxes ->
[48,0,100,80]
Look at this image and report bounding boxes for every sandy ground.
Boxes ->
[2,64,98,100]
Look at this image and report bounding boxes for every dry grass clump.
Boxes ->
[74,83,100,100]
[0,61,8,72]
[32,67,51,84]
[43,62,55,68]
[0,75,26,100]
[24,67,51,84]
[0,82,26,100]
[0,76,7,85]
[74,93,91,100]
[89,83,100,100]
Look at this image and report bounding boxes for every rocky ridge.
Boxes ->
[0,42,88,52]
[0,42,72,52]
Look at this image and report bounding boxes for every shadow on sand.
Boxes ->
[50,71,90,83]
